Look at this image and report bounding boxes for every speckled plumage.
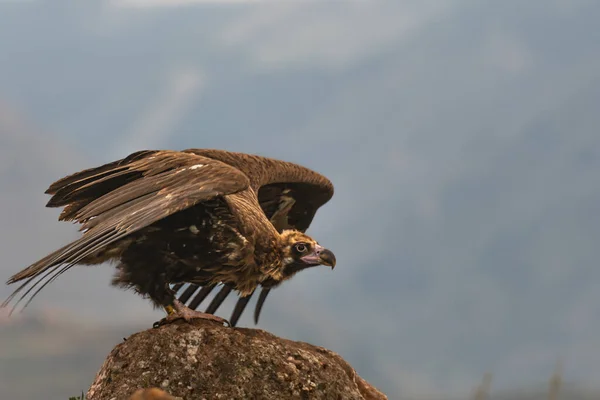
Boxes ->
[1,149,335,323]
[170,150,338,326]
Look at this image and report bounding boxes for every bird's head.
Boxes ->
[278,230,336,278]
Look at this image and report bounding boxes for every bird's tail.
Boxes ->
[2,150,158,314]
[2,223,127,314]
[2,241,81,314]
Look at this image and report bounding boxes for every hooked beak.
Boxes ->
[300,244,336,269]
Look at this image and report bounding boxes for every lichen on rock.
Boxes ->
[87,319,387,400]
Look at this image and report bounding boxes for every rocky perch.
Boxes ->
[86,319,387,400]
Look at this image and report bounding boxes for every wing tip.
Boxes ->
[254,288,271,325]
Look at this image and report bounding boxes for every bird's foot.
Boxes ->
[153,300,230,328]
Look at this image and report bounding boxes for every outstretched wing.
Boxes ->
[175,149,334,326]
[2,151,249,313]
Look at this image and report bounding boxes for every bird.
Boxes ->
[173,148,337,326]
[1,148,336,326]
[171,172,332,327]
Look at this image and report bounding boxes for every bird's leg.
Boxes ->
[154,299,230,328]
[164,304,176,315]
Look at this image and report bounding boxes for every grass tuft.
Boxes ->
[68,391,85,400]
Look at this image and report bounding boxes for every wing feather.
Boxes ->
[230,292,252,327]
[3,152,249,313]
[254,288,271,325]
[205,285,232,315]
[188,285,215,310]
[45,150,156,196]
[177,150,334,326]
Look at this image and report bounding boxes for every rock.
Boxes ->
[87,319,387,400]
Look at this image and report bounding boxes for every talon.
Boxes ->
[154,300,230,327]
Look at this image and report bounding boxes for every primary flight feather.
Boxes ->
[2,149,336,326]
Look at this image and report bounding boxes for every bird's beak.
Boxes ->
[301,244,336,269]
[319,248,336,269]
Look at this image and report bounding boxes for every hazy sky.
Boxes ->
[1,0,599,398]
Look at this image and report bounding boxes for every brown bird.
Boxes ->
[171,169,333,326]
[1,149,336,326]
[167,148,337,327]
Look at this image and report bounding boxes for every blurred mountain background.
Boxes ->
[1,0,600,399]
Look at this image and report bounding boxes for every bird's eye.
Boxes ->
[294,243,308,253]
